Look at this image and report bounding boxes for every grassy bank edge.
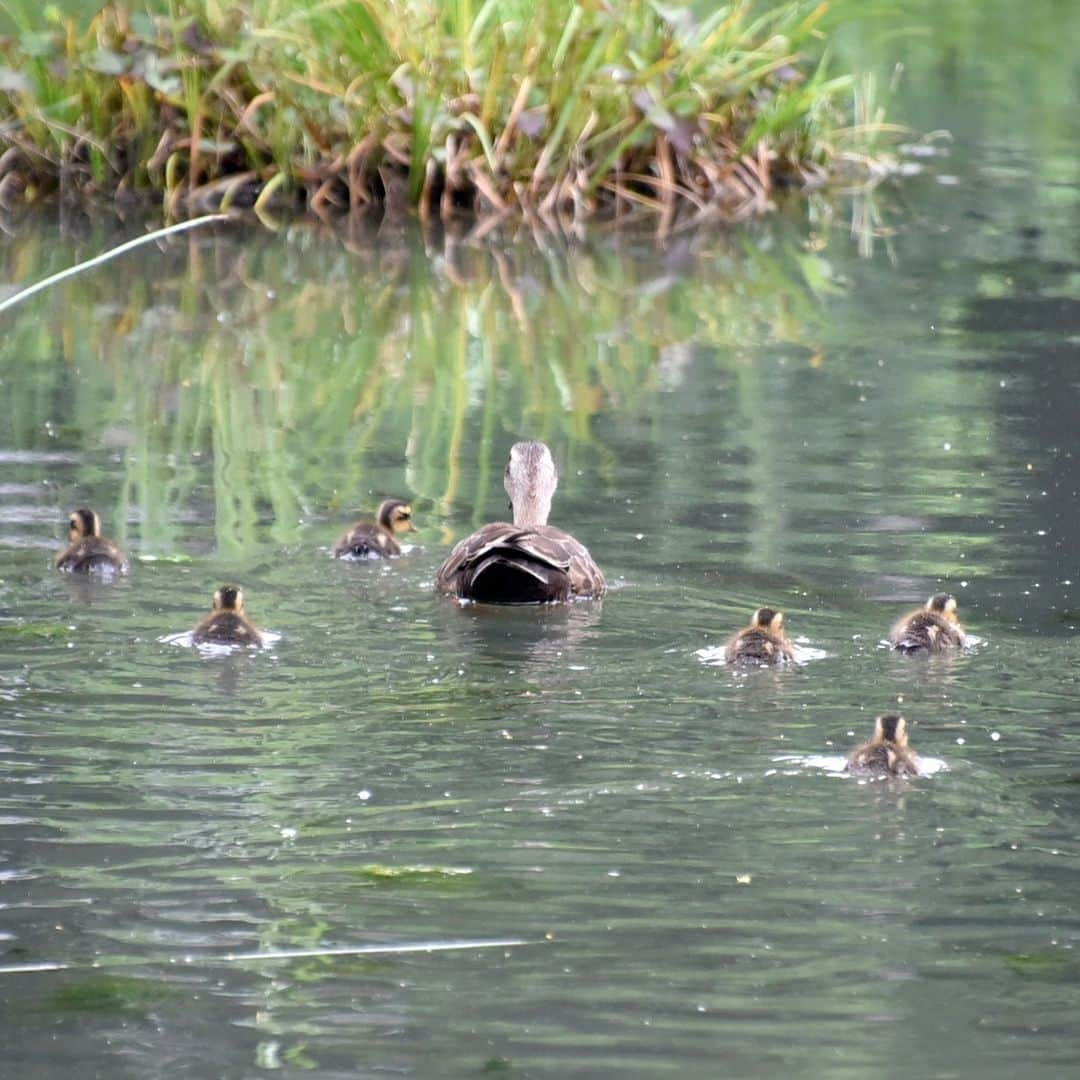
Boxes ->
[0,0,904,230]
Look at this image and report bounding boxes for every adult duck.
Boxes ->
[435,441,605,604]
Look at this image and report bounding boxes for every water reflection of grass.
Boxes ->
[0,219,842,555]
[2,204,1005,578]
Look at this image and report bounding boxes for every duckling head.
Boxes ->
[927,593,959,621]
[874,713,908,746]
[377,498,418,535]
[505,441,558,528]
[68,508,101,541]
[213,584,246,613]
[751,607,784,634]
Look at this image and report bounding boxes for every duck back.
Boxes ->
[437,523,604,604]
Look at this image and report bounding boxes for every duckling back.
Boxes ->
[724,609,795,666]
[55,539,126,575]
[334,499,415,560]
[890,611,964,654]
[890,594,966,654]
[192,611,262,647]
[846,743,890,773]
[192,586,263,647]
[845,743,919,777]
[845,714,920,776]
[334,524,400,560]
[724,628,792,665]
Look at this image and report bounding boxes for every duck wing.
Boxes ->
[887,747,920,776]
[845,744,890,774]
[436,522,604,604]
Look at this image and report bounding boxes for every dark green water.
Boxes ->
[3,5,1080,1077]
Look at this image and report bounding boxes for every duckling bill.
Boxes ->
[436,441,605,604]
[890,593,966,654]
[192,585,263,647]
[725,607,795,665]
[845,714,920,776]
[55,508,127,575]
[334,498,417,559]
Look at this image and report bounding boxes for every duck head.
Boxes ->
[67,508,101,541]
[377,499,418,535]
[874,713,908,746]
[926,593,959,622]
[751,607,784,634]
[213,584,247,614]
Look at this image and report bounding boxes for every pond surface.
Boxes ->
[3,5,1080,1077]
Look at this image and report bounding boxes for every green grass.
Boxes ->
[0,0,898,226]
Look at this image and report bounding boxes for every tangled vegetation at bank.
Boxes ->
[0,0,894,227]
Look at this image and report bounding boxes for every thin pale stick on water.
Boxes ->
[0,937,532,976]
[0,214,229,316]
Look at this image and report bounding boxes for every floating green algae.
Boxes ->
[350,864,477,889]
[50,974,176,1014]
[0,623,71,641]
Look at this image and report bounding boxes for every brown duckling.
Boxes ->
[845,714,920,776]
[54,508,127,575]
[192,585,263,647]
[436,441,605,604]
[890,593,966,654]
[333,498,417,559]
[724,607,796,665]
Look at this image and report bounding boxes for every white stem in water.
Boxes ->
[0,214,229,316]
[0,937,532,976]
